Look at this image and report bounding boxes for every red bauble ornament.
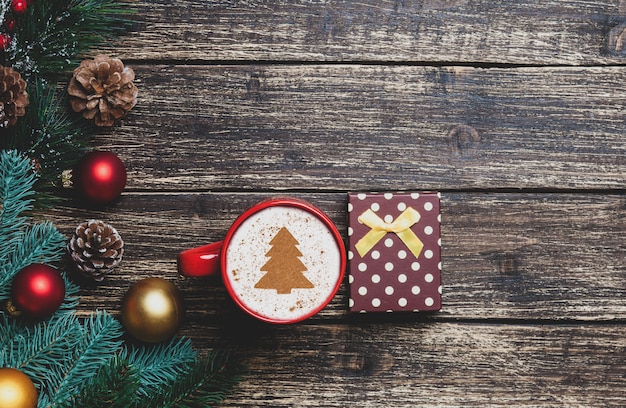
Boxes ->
[10,264,65,320]
[11,0,28,15]
[73,151,127,203]
[0,34,11,50]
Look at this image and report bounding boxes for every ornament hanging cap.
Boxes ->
[5,299,22,317]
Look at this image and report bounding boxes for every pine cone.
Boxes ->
[68,220,124,281]
[67,55,138,127]
[0,66,28,128]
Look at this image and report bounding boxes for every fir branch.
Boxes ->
[7,0,136,79]
[0,1,10,31]
[144,349,246,408]
[121,336,198,398]
[28,80,92,187]
[7,221,65,266]
[60,343,245,408]
[0,0,135,205]
[0,151,68,299]
[56,274,80,313]
[1,78,92,206]
[0,150,36,252]
[0,313,83,394]
[0,313,29,354]
[47,311,124,407]
[0,222,66,300]
[55,357,141,408]
[0,150,244,407]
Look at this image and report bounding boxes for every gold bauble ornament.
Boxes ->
[121,277,183,343]
[0,368,38,408]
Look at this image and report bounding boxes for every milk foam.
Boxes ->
[225,205,342,322]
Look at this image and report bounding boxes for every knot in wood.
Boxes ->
[342,352,367,373]
[448,124,480,155]
[607,23,626,55]
[495,252,520,276]
[335,342,395,376]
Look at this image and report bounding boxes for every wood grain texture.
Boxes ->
[41,192,626,322]
[109,0,626,65]
[42,1,626,405]
[92,64,626,191]
[185,323,626,407]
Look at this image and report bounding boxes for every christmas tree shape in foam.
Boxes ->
[255,227,314,294]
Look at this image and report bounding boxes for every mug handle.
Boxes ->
[177,241,223,277]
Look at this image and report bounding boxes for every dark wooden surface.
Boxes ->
[41,1,625,406]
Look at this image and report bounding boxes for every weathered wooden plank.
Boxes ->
[97,64,626,190]
[186,323,626,407]
[110,0,626,65]
[40,192,626,322]
[59,2,626,406]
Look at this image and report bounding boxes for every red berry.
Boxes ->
[0,34,12,50]
[11,0,28,15]
[4,18,16,33]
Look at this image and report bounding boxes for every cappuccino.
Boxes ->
[224,205,342,323]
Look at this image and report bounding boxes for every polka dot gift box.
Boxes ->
[348,192,442,313]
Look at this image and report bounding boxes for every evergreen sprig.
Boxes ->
[0,151,79,305]
[0,147,37,245]
[4,78,93,206]
[121,336,198,397]
[55,357,141,408]
[48,311,124,406]
[0,311,123,408]
[0,0,135,206]
[0,151,244,407]
[60,348,244,408]
[0,313,84,389]
[145,350,245,408]
[5,0,135,79]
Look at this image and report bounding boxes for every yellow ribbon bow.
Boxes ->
[355,207,424,259]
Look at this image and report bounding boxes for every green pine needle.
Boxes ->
[0,313,82,380]
[2,78,92,207]
[0,222,67,298]
[0,311,124,408]
[121,336,198,397]
[7,0,136,78]
[55,357,141,408]
[0,151,68,299]
[0,151,244,407]
[0,0,135,206]
[0,150,37,246]
[62,343,246,408]
[48,311,124,406]
[145,349,246,408]
[56,274,81,314]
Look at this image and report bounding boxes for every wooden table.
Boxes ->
[45,1,625,406]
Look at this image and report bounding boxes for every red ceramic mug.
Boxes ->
[178,198,346,324]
